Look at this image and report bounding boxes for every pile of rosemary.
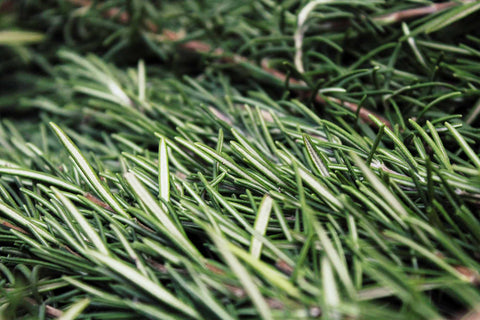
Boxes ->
[1,1,480,319]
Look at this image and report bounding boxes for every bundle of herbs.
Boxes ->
[1,1,480,319]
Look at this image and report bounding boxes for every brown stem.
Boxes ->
[260,59,391,128]
[84,192,114,212]
[373,2,460,25]
[275,259,294,276]
[453,309,480,320]
[1,220,29,234]
[24,297,63,318]
[315,1,463,31]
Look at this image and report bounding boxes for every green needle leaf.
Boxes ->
[158,137,170,204]
[49,122,129,218]
[88,251,200,319]
[208,228,273,320]
[0,30,45,45]
[57,298,90,320]
[445,122,480,170]
[52,187,109,255]
[250,194,273,259]
[124,171,202,261]
[351,152,409,224]
[0,167,83,193]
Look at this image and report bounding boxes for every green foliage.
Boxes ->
[1,1,480,319]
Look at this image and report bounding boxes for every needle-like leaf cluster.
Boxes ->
[1,1,480,319]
